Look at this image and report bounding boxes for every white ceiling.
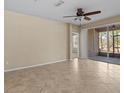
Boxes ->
[5,0,120,25]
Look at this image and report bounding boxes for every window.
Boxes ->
[98,26,120,58]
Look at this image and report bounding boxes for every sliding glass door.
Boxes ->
[98,26,120,58]
[98,31,107,57]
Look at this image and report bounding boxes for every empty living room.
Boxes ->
[0,0,123,93]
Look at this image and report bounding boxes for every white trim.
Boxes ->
[4,59,68,72]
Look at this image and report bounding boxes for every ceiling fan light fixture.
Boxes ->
[74,17,82,23]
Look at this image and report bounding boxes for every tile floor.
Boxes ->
[5,59,120,93]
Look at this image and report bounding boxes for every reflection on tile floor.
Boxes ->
[5,59,120,93]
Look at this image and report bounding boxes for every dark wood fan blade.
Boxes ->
[63,16,79,18]
[84,16,91,21]
[83,11,101,16]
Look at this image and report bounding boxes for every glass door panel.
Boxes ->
[98,31,107,57]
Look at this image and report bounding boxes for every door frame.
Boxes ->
[71,32,80,58]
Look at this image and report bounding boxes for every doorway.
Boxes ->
[72,32,79,58]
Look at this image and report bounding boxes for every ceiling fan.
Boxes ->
[63,8,101,21]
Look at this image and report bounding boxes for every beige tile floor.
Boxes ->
[5,59,120,93]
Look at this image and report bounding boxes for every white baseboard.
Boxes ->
[5,59,68,72]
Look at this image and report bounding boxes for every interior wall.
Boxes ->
[80,29,88,58]
[5,11,71,70]
[88,29,99,57]
[88,29,94,56]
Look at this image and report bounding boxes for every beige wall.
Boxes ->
[80,29,88,58]
[88,29,94,56]
[5,11,70,70]
[82,15,120,29]
[88,29,99,57]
